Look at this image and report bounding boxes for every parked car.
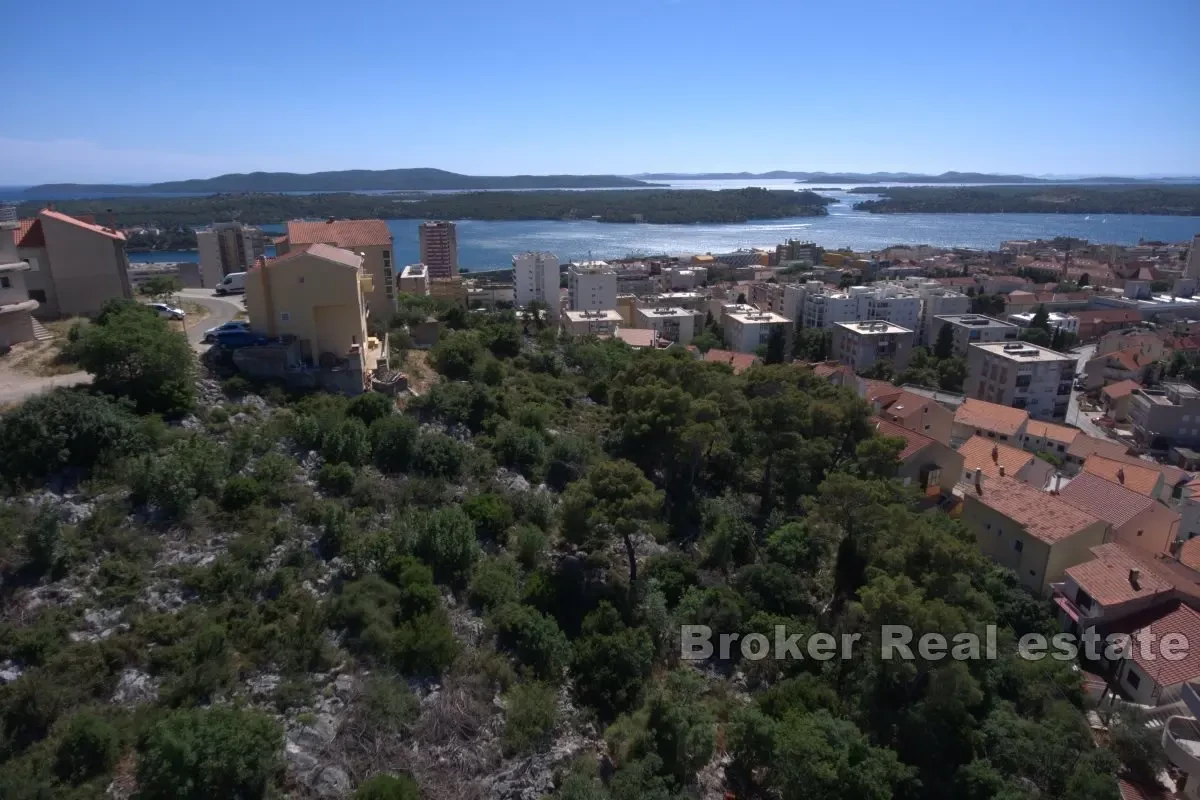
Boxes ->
[213,330,268,349]
[149,302,185,320]
[215,272,247,296]
[203,320,251,343]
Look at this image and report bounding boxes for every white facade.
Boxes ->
[634,306,698,345]
[723,308,791,353]
[399,263,429,296]
[919,288,971,345]
[967,341,1076,421]
[513,252,561,318]
[562,308,622,336]
[799,282,921,331]
[1008,311,1080,335]
[0,205,38,348]
[831,321,915,373]
[934,314,1020,358]
[567,261,617,312]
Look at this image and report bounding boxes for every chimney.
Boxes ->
[999,465,1006,477]
[1129,568,1141,590]
[1117,468,1126,484]
[991,444,999,463]
[974,468,983,492]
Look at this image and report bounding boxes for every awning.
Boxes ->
[1055,596,1081,622]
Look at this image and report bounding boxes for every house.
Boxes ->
[951,397,1031,447]
[1082,455,1165,500]
[1101,379,1142,422]
[0,208,38,347]
[1057,473,1179,557]
[962,475,1107,595]
[1083,347,1160,391]
[876,390,954,445]
[701,348,758,373]
[1070,308,1144,340]
[1102,601,1200,706]
[1129,383,1200,452]
[1097,329,1167,360]
[1052,543,1175,631]
[1022,419,1080,459]
[244,243,385,392]
[278,219,396,323]
[957,435,1054,489]
[873,417,963,497]
[1064,431,1132,473]
[561,309,622,337]
[614,328,661,349]
[16,209,133,318]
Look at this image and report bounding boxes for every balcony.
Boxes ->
[0,205,16,225]
[358,273,374,294]
[1163,716,1200,775]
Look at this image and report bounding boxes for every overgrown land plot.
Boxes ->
[0,297,1129,799]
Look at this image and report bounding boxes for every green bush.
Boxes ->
[570,604,655,720]
[508,524,548,570]
[468,556,521,611]
[318,462,357,496]
[54,710,120,784]
[463,492,514,541]
[135,707,282,800]
[130,435,230,519]
[359,675,420,734]
[221,475,260,511]
[332,573,458,676]
[432,331,483,379]
[493,423,546,478]
[410,507,479,583]
[24,505,62,577]
[354,773,421,799]
[371,415,419,473]
[348,392,395,425]
[221,375,252,397]
[503,682,558,755]
[322,418,371,466]
[490,602,570,681]
[412,432,465,479]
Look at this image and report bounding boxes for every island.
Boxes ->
[17,188,833,235]
[851,185,1200,215]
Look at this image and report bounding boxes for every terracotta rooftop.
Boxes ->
[285,219,392,248]
[702,349,757,373]
[260,242,362,269]
[860,378,903,404]
[1106,600,1200,689]
[15,218,43,247]
[1083,455,1161,497]
[39,209,125,241]
[1105,347,1153,372]
[1057,472,1155,528]
[1180,537,1200,572]
[954,397,1030,438]
[1066,432,1131,461]
[1117,776,1171,800]
[1024,419,1080,446]
[810,361,850,379]
[971,475,1100,544]
[879,391,936,421]
[1066,543,1173,608]
[1102,379,1142,400]
[873,416,936,461]
[958,435,1037,481]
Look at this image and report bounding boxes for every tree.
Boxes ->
[432,330,483,379]
[71,299,196,415]
[969,293,1005,316]
[794,328,831,362]
[562,460,663,586]
[55,711,119,784]
[736,292,747,304]
[354,774,421,799]
[768,711,917,800]
[933,322,955,360]
[1030,304,1050,331]
[1077,272,1090,287]
[138,274,182,301]
[764,325,787,364]
[690,330,720,353]
[860,359,894,380]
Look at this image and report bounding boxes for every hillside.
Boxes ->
[852,184,1200,215]
[634,170,1180,184]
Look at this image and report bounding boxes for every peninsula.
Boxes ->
[852,185,1200,215]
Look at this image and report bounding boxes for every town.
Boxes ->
[5,199,1200,800]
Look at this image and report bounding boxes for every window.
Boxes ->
[1126,670,1141,690]
[0,276,9,289]
[280,312,290,322]
[1013,540,1023,552]
[28,289,46,303]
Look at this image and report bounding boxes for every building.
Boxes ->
[418,221,458,279]
[429,277,468,308]
[722,307,792,354]
[775,239,823,266]
[278,219,396,323]
[951,397,1030,446]
[1051,543,1175,632]
[1130,383,1200,451]
[398,264,429,296]
[567,261,618,312]
[966,341,1075,421]
[16,209,133,318]
[0,205,38,347]
[196,222,266,289]
[633,306,698,345]
[932,314,1020,358]
[1070,308,1144,340]
[1022,419,1079,457]
[831,320,914,373]
[244,243,382,380]
[873,416,963,497]
[875,389,954,445]
[957,435,1053,490]
[918,287,971,345]
[1186,233,1200,280]
[1057,473,1178,557]
[1007,311,1079,336]
[613,328,661,349]
[700,348,759,373]
[561,309,622,337]
[799,283,922,331]
[1081,454,1166,500]
[466,279,515,309]
[513,252,561,319]
[962,475,1107,595]
[1083,347,1160,392]
[1105,601,1200,707]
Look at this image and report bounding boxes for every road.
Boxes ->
[1065,343,1111,439]
[0,290,242,408]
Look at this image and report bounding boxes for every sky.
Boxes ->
[3,0,1198,184]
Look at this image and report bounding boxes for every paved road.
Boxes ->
[1065,343,1112,439]
[0,291,242,407]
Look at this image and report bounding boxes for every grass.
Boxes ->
[0,317,87,377]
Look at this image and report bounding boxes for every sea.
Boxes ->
[6,180,1197,270]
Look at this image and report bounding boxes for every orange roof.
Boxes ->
[1180,537,1200,572]
[1105,347,1153,372]
[39,209,125,241]
[873,416,936,461]
[16,218,43,247]
[1102,379,1141,400]
[1024,419,1079,446]
[1083,455,1161,497]
[810,361,850,379]
[1057,472,1155,528]
[958,435,1036,481]
[971,475,1100,544]
[879,391,935,421]
[285,219,392,248]
[953,397,1030,438]
[1117,777,1170,800]
[1065,543,1173,607]
[1066,432,1130,461]
[861,378,903,404]
[1107,601,1200,688]
[702,349,757,373]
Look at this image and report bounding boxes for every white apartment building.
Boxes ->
[562,309,623,337]
[633,305,699,345]
[933,314,1020,358]
[801,286,861,329]
[831,321,915,374]
[917,287,971,345]
[860,285,922,332]
[723,307,791,354]
[197,222,266,289]
[1008,311,1080,336]
[967,341,1076,421]
[513,252,561,318]
[798,282,921,330]
[398,263,429,295]
[567,261,617,311]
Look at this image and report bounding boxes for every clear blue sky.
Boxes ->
[4,0,1198,183]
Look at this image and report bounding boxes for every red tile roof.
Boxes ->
[873,416,936,461]
[15,218,43,247]
[810,361,849,379]
[879,391,935,421]
[1024,419,1080,446]
[1066,432,1131,461]
[1107,601,1200,689]
[702,349,757,373]
[1066,543,1173,607]
[1105,347,1154,372]
[1083,455,1162,497]
[958,435,1037,481]
[285,219,392,248]
[1102,379,1142,400]
[954,397,1030,438]
[971,475,1100,544]
[1117,776,1171,800]
[861,378,903,404]
[39,209,125,241]
[1057,472,1155,528]
[1180,537,1200,572]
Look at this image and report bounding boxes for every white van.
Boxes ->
[216,272,247,296]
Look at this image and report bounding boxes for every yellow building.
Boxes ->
[430,276,468,307]
[245,243,381,374]
[277,219,396,324]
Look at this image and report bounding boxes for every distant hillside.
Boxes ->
[633,170,1180,185]
[852,185,1200,215]
[20,168,657,199]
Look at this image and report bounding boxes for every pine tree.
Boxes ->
[934,323,955,361]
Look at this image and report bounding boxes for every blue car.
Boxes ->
[203,320,251,343]
[213,330,268,349]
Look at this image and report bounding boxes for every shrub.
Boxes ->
[135,707,282,800]
[412,432,464,479]
[463,492,514,541]
[318,462,357,496]
[25,505,62,577]
[490,602,570,681]
[55,711,120,784]
[493,423,546,478]
[221,475,260,511]
[508,524,548,570]
[130,435,230,519]
[468,557,521,611]
[410,507,479,583]
[332,574,459,676]
[644,553,698,608]
[570,604,655,720]
[348,392,394,425]
[503,682,558,755]
[354,774,420,800]
[371,415,419,473]
[0,389,143,486]
[322,418,371,467]
[432,331,483,379]
[221,375,252,397]
[359,675,420,734]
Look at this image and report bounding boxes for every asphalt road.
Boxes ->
[1065,343,1111,439]
[177,288,244,349]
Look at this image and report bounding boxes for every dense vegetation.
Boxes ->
[0,293,1131,798]
[853,185,1200,215]
[18,188,832,232]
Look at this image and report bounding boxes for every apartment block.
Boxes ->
[933,314,1020,358]
[197,222,266,289]
[0,205,38,347]
[633,305,699,345]
[917,287,971,345]
[799,283,921,331]
[16,209,133,318]
[418,221,458,279]
[1008,311,1079,336]
[1129,383,1200,451]
[966,341,1075,421]
[831,320,914,373]
[567,261,618,312]
[722,307,791,354]
[398,264,429,296]
[562,309,622,337]
[278,219,396,323]
[513,252,561,318]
